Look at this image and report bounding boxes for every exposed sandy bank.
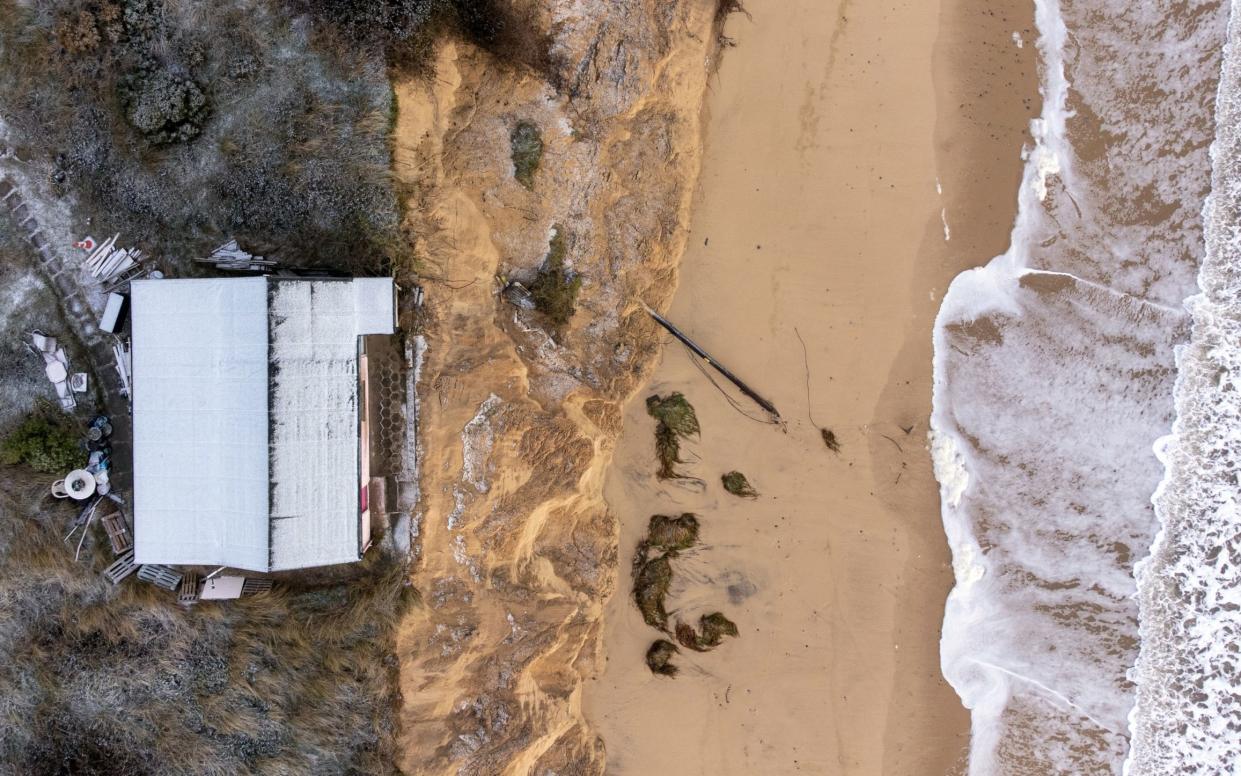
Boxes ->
[388,3,725,772]
[582,0,1037,773]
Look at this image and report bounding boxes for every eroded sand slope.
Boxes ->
[390,3,722,772]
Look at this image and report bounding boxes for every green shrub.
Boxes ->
[528,227,581,326]
[510,121,543,189]
[1,403,83,473]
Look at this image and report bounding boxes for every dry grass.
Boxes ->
[0,466,414,776]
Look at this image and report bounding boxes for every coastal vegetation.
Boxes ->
[510,121,544,189]
[0,400,82,474]
[528,227,582,326]
[0,0,402,272]
[0,473,415,774]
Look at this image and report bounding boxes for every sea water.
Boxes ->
[1127,2,1241,772]
[929,0,1232,772]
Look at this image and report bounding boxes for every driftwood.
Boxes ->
[641,302,781,421]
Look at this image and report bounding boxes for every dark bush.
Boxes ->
[528,228,582,326]
[510,121,543,189]
[121,66,209,144]
[1,400,83,473]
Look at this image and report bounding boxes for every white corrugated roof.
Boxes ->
[131,276,396,572]
[132,278,270,570]
[268,280,362,570]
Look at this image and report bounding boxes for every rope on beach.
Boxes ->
[794,327,819,427]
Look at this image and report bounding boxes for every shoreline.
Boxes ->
[582,0,1037,771]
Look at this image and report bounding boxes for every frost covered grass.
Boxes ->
[0,467,415,775]
[0,0,404,273]
[0,230,88,434]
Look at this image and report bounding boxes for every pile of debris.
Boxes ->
[28,331,87,411]
[194,239,276,272]
[79,233,145,286]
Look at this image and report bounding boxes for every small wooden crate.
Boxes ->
[138,564,183,591]
[103,550,137,584]
[100,509,132,554]
[177,571,201,606]
[240,578,273,597]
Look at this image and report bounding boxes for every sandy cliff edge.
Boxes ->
[390,3,722,773]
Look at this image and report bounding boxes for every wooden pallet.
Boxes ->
[138,564,183,591]
[241,578,273,597]
[103,550,137,584]
[177,571,200,606]
[100,509,132,554]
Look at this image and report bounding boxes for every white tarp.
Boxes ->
[131,276,396,572]
[131,278,270,570]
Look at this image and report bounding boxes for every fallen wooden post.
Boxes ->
[641,302,781,421]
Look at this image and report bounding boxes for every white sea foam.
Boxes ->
[1126,2,1241,772]
[931,0,1229,771]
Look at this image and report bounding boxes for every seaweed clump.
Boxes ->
[633,514,699,631]
[675,612,739,652]
[528,227,582,326]
[510,120,543,189]
[720,470,758,498]
[632,512,741,674]
[821,428,841,453]
[646,392,700,480]
[645,513,700,553]
[645,639,680,677]
[633,554,673,630]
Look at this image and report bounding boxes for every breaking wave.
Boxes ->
[1127,2,1241,772]
[930,0,1231,772]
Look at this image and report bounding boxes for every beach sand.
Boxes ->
[581,0,1037,773]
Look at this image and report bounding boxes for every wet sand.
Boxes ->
[582,0,1037,773]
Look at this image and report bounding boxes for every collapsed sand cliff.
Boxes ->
[391,3,723,772]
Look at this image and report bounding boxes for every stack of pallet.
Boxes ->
[82,233,143,281]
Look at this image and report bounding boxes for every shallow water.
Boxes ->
[930,0,1231,772]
